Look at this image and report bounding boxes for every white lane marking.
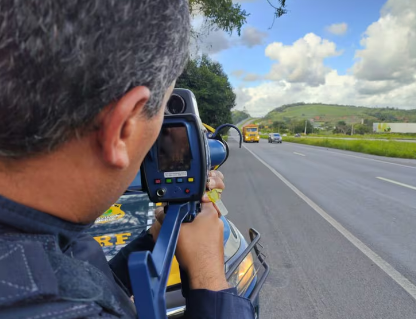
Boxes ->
[377,177,416,191]
[242,143,416,300]
[284,142,416,170]
[293,152,306,157]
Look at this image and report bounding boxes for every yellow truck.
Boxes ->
[242,124,260,143]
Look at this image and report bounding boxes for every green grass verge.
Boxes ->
[308,133,416,140]
[284,137,416,159]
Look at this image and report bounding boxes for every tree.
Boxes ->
[289,120,313,134]
[190,0,247,36]
[191,0,288,36]
[176,55,235,128]
[324,125,333,132]
[272,121,287,132]
[354,124,372,135]
[333,121,349,134]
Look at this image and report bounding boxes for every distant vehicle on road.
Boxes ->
[295,133,301,137]
[243,124,260,143]
[268,133,282,144]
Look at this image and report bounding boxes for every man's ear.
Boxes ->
[99,86,150,169]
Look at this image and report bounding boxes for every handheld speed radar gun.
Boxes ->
[127,89,242,319]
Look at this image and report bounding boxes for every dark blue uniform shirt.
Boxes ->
[0,195,254,319]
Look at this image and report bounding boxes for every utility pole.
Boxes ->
[351,124,354,136]
[304,120,307,135]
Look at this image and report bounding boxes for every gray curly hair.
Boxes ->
[0,0,190,158]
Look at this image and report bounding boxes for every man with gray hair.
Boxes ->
[0,0,254,318]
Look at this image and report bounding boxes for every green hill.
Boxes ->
[258,103,416,126]
[232,110,250,124]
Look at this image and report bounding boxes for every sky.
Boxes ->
[192,0,416,117]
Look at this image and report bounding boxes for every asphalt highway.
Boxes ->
[221,134,416,319]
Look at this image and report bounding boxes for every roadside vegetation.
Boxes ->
[232,110,250,125]
[254,103,416,141]
[258,103,416,128]
[306,133,416,140]
[283,137,416,159]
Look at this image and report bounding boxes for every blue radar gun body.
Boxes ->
[127,89,242,319]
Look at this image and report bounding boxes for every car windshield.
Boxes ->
[247,128,257,132]
[273,134,280,137]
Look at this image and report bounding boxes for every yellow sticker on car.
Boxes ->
[96,204,125,224]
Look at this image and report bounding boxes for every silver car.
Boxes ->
[268,133,282,143]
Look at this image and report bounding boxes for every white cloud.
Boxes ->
[326,23,348,35]
[231,70,263,81]
[242,73,263,82]
[199,30,232,54]
[240,26,268,48]
[234,0,416,116]
[231,69,245,77]
[265,33,342,86]
[236,0,416,116]
[192,0,416,116]
[190,23,268,57]
[189,15,233,56]
[352,0,416,91]
[190,24,232,56]
[235,71,356,116]
[235,71,416,117]
[235,87,253,109]
[355,80,401,95]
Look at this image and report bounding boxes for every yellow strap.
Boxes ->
[206,189,220,203]
[203,123,216,133]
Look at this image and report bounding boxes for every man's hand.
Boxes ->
[175,202,229,291]
[147,206,164,241]
[206,170,225,193]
